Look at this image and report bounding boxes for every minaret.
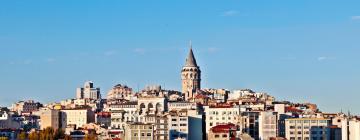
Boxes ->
[181,42,201,100]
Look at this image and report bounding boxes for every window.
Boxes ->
[180,124,187,126]
[210,123,213,126]
[215,135,220,138]
[172,119,177,121]
[290,126,295,129]
[147,133,151,136]
[134,133,138,136]
[222,134,228,137]
[172,124,177,126]
[141,133,145,136]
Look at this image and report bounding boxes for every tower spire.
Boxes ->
[184,42,198,67]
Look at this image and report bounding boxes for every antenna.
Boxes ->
[189,40,192,48]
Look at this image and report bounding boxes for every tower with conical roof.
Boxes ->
[181,42,201,100]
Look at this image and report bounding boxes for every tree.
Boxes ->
[28,131,40,140]
[17,132,27,140]
[54,129,65,139]
[64,135,72,140]
[0,137,9,140]
[84,133,97,140]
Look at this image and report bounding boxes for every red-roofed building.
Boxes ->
[208,123,238,140]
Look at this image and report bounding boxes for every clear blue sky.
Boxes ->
[1,0,359,114]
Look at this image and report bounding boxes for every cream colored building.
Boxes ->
[285,118,330,140]
[37,108,60,130]
[60,108,95,129]
[124,122,154,140]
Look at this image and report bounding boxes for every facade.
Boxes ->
[258,111,278,140]
[105,102,137,129]
[181,46,201,101]
[242,111,260,139]
[285,118,330,140]
[138,96,166,116]
[76,81,101,100]
[203,88,229,103]
[107,84,133,102]
[11,100,42,114]
[204,105,241,135]
[37,108,60,130]
[342,118,360,140]
[168,110,189,140]
[0,111,21,129]
[95,112,111,128]
[60,108,95,129]
[124,123,154,140]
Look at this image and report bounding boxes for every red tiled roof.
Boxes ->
[210,123,236,133]
[286,107,303,113]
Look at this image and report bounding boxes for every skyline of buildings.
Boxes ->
[1,46,360,140]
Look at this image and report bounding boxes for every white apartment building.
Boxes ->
[204,105,241,134]
[168,110,189,140]
[259,111,278,140]
[105,102,137,129]
[76,81,101,100]
[285,118,330,140]
[342,118,360,140]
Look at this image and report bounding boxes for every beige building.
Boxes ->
[37,108,60,130]
[125,122,154,140]
[285,118,330,140]
[181,46,201,101]
[60,108,95,129]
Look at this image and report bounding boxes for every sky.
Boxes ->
[0,0,360,114]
